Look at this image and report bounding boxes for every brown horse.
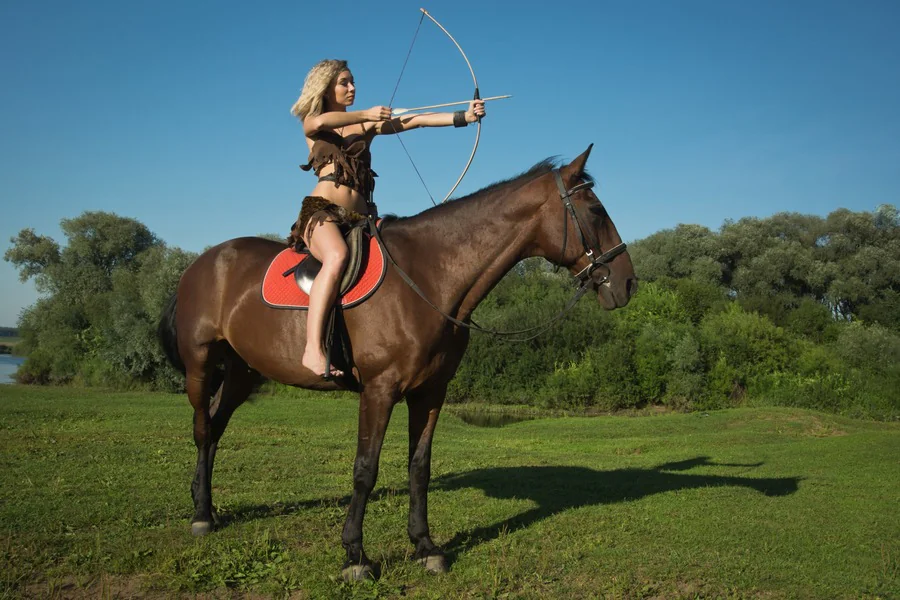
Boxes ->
[158,145,637,580]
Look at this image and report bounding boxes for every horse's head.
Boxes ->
[537,144,637,309]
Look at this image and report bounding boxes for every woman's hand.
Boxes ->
[465,99,486,124]
[365,106,392,121]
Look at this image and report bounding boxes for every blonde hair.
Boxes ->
[290,59,349,121]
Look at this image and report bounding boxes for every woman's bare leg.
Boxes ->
[303,220,348,378]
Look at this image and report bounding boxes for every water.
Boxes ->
[0,355,25,384]
[452,408,535,428]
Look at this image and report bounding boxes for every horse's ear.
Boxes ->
[561,143,594,182]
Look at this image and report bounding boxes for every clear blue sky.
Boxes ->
[2,0,899,326]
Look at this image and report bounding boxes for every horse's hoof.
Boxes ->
[417,553,449,574]
[341,563,376,582]
[191,521,213,536]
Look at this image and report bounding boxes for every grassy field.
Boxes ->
[0,386,897,599]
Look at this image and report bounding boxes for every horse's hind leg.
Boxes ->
[185,342,220,536]
[189,347,257,535]
[204,352,260,528]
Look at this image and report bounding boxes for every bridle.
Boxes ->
[553,169,627,287]
[369,168,628,341]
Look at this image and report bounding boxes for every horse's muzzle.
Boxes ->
[596,275,637,309]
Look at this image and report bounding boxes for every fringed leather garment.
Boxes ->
[300,129,377,197]
[288,129,377,249]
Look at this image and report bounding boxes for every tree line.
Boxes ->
[4,213,194,389]
[5,206,899,419]
[449,204,899,420]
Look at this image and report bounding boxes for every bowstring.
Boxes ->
[389,12,438,207]
[388,12,423,107]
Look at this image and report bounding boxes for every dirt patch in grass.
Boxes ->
[22,575,309,599]
[803,416,847,437]
[23,575,156,599]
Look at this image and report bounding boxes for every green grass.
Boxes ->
[0,385,897,599]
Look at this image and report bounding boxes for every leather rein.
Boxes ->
[369,168,627,341]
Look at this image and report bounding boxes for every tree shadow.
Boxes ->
[431,456,800,556]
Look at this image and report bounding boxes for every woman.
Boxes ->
[289,59,486,379]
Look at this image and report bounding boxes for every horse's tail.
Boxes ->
[157,293,185,374]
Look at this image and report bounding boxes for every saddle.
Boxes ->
[260,220,387,383]
[289,223,365,296]
[261,220,386,310]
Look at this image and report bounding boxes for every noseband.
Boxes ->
[552,169,627,286]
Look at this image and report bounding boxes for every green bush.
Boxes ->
[833,322,900,376]
[697,304,800,408]
[536,357,599,410]
[614,282,690,333]
[794,340,843,377]
[664,332,706,409]
[448,266,616,404]
[700,303,795,382]
[784,298,841,342]
[633,323,680,402]
[750,371,855,414]
[535,341,641,411]
[855,289,900,331]
[698,354,743,410]
[14,349,54,385]
[655,277,728,324]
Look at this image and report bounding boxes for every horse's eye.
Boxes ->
[588,204,607,217]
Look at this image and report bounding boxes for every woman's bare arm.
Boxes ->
[372,99,485,136]
[304,107,391,136]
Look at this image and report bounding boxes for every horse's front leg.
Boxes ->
[406,383,449,573]
[341,381,398,581]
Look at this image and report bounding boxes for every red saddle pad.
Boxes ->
[261,234,386,310]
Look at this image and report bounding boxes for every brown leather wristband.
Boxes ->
[453,110,468,128]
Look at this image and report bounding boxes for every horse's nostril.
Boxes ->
[626,278,638,297]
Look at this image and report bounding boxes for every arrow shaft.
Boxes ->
[392,95,511,116]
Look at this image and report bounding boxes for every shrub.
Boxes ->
[614,282,689,333]
[697,304,802,409]
[784,298,840,342]
[14,349,53,385]
[750,371,855,414]
[700,304,795,382]
[833,322,900,376]
[448,266,617,404]
[664,332,706,409]
[535,342,641,411]
[633,322,684,402]
[698,354,743,410]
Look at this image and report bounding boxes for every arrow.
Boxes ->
[392,94,512,116]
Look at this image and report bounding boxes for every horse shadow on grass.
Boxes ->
[222,456,799,559]
[430,456,800,556]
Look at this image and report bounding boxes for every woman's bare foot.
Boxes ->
[302,348,343,379]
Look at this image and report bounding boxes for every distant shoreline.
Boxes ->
[0,337,22,356]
